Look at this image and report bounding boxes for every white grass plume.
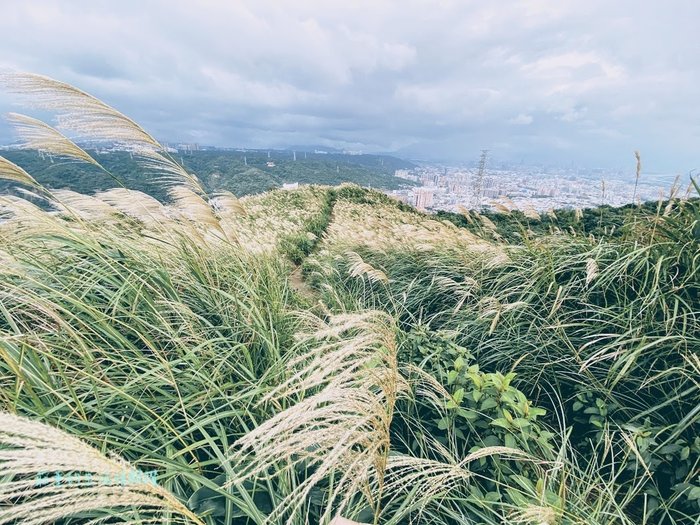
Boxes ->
[0,72,161,149]
[51,189,117,220]
[0,412,204,525]
[1,72,204,193]
[133,146,204,193]
[229,311,403,524]
[346,250,389,283]
[0,155,40,188]
[6,112,103,168]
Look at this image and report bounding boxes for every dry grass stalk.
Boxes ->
[0,412,204,525]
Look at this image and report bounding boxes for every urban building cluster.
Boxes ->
[388,164,678,212]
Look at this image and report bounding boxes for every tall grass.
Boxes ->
[0,72,698,525]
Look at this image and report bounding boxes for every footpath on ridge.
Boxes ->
[287,188,338,302]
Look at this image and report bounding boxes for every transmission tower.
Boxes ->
[471,149,489,209]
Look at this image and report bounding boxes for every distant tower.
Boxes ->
[293,151,297,161]
[244,155,247,166]
[471,149,489,209]
[336,164,339,173]
[304,152,307,159]
[268,151,271,159]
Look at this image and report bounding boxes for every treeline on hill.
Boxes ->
[436,198,689,241]
[0,148,415,200]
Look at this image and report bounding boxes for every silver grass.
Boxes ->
[509,505,558,524]
[6,112,103,168]
[132,146,204,193]
[491,201,512,214]
[522,205,541,221]
[585,258,599,285]
[480,215,498,231]
[229,311,403,524]
[51,189,117,220]
[1,72,203,193]
[0,412,204,525]
[0,155,40,188]
[0,72,160,149]
[169,186,224,234]
[346,250,389,283]
[96,188,173,227]
[211,191,247,218]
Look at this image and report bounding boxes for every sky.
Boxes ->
[1,0,699,171]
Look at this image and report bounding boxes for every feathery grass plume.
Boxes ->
[522,204,541,221]
[0,412,204,525]
[663,175,681,216]
[480,215,497,231]
[96,187,171,227]
[491,200,512,215]
[377,447,533,523]
[0,71,161,148]
[132,146,205,193]
[0,195,62,232]
[6,112,103,168]
[51,189,117,220]
[169,186,224,234]
[211,190,248,218]
[1,72,204,193]
[509,504,557,524]
[632,150,642,205]
[585,258,599,285]
[229,310,402,524]
[456,205,474,225]
[0,155,40,188]
[346,250,389,283]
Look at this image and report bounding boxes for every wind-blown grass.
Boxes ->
[0,73,698,525]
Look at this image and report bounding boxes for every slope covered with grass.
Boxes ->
[0,73,698,525]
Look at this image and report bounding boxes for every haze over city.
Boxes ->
[1,1,699,172]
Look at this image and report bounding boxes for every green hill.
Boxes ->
[0,148,416,201]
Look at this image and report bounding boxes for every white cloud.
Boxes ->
[509,113,533,125]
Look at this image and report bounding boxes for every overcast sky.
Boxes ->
[1,1,699,171]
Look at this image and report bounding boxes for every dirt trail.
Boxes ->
[287,190,337,303]
[289,264,316,301]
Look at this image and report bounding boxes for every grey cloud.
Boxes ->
[1,0,699,171]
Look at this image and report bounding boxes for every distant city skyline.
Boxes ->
[1,1,699,172]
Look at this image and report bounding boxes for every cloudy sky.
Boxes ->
[1,1,699,171]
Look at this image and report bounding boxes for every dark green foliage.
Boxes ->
[435,198,694,242]
[0,149,416,201]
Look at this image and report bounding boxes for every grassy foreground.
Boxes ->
[0,73,698,525]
